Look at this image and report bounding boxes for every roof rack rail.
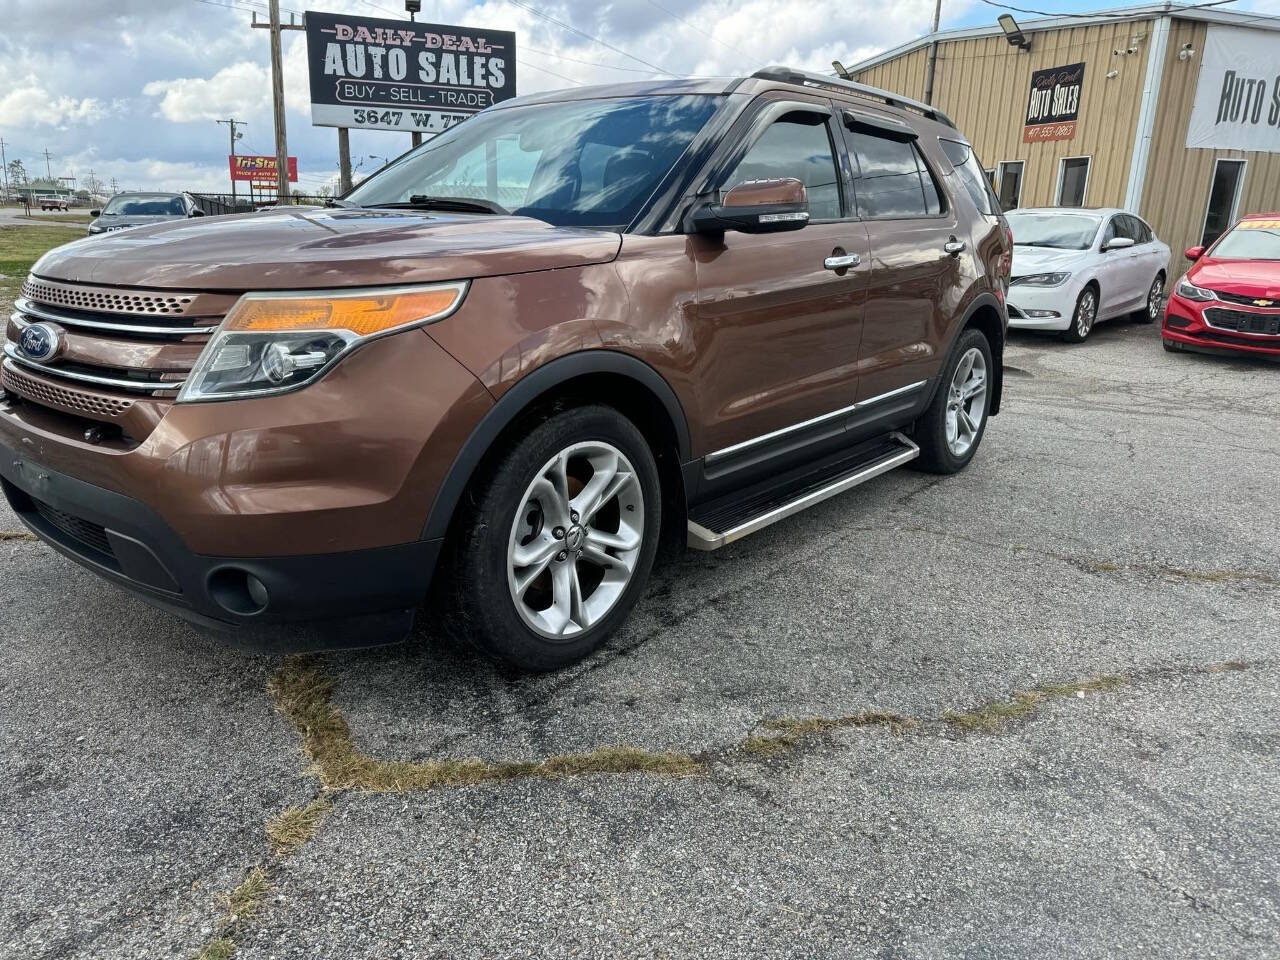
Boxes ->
[750,66,957,129]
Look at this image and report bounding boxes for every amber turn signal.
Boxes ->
[223,282,468,337]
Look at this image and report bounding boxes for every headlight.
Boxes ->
[1010,272,1070,287]
[87,224,103,234]
[177,282,468,402]
[1175,275,1214,302]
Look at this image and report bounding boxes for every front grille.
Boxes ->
[5,277,237,409]
[31,497,114,558]
[1,363,134,419]
[1203,308,1280,336]
[21,278,195,316]
[1209,289,1280,308]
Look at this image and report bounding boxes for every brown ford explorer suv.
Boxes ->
[1,68,1010,670]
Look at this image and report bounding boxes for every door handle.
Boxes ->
[824,253,860,270]
[944,239,966,256]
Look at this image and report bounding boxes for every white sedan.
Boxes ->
[1004,207,1170,343]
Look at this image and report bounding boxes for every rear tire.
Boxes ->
[912,328,993,474]
[451,404,661,671]
[1061,285,1098,343]
[1132,274,1163,324]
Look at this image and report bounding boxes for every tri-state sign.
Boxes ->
[304,10,516,134]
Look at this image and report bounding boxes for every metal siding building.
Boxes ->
[849,4,1280,259]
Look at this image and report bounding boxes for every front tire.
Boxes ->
[912,328,993,474]
[452,404,661,671]
[1061,285,1098,343]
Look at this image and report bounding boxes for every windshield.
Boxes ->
[103,195,186,216]
[345,95,722,229]
[1006,212,1101,250]
[1211,219,1280,260]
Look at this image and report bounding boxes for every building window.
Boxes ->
[1056,156,1090,206]
[1201,158,1246,248]
[997,161,1024,210]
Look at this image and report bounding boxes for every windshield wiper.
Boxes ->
[368,195,509,215]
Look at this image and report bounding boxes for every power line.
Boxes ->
[517,58,585,86]
[522,45,669,75]
[640,0,763,65]
[506,0,678,76]
[976,0,1236,20]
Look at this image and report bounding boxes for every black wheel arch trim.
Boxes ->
[421,349,693,541]
[924,291,1006,417]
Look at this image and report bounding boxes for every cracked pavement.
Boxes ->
[1,319,1277,958]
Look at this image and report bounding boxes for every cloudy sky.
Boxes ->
[0,0,1273,196]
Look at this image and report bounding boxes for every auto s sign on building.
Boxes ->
[1023,62,1084,143]
[1187,24,1280,152]
[304,10,516,135]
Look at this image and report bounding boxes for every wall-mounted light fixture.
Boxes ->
[832,60,851,79]
[998,14,1032,51]
[1178,42,1196,61]
[1106,69,1119,79]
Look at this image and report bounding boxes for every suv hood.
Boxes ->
[1010,246,1088,276]
[35,207,623,290]
[1188,256,1280,298]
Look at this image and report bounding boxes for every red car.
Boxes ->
[1163,213,1280,358]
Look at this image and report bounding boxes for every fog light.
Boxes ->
[1023,309,1061,319]
[208,567,270,615]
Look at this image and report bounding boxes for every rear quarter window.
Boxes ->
[939,139,998,216]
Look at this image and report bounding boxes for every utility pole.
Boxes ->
[252,4,302,202]
[337,128,353,194]
[217,118,247,207]
[924,0,942,105]
[41,148,54,182]
[407,1,423,148]
[110,176,119,194]
[0,138,9,200]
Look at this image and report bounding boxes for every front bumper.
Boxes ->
[1007,284,1072,331]
[1,446,441,651]
[1163,296,1280,359]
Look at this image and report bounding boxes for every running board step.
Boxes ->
[686,431,919,550]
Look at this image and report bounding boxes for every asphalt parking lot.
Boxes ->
[1,318,1277,959]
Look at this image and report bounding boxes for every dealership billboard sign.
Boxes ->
[304,10,516,134]
[1023,62,1084,143]
[1187,24,1280,152]
[229,155,298,183]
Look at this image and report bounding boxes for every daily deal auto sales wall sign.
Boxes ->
[1187,24,1280,152]
[304,11,516,134]
[1023,62,1084,143]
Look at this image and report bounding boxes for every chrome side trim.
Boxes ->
[14,300,217,336]
[704,380,927,465]
[688,432,920,550]
[2,349,181,393]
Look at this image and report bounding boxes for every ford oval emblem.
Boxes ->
[18,322,63,363]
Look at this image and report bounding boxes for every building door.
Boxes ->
[1056,156,1090,206]
[997,161,1023,210]
[1201,158,1246,247]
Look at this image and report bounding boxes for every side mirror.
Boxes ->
[691,178,809,235]
[89,209,101,218]
[1103,236,1134,251]
[190,208,206,217]
[1184,245,1205,260]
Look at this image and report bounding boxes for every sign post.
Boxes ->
[303,11,516,136]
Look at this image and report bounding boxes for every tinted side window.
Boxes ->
[725,112,842,220]
[1102,217,1121,245]
[940,139,998,215]
[850,131,942,219]
[1137,219,1153,243]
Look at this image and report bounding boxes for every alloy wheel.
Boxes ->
[1148,277,1163,320]
[506,441,645,640]
[945,347,987,457]
[1076,289,1096,338]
